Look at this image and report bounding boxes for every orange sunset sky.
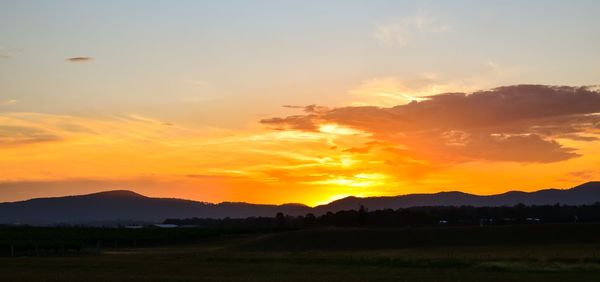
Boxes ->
[1,1,599,206]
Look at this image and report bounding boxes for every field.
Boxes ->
[2,224,600,281]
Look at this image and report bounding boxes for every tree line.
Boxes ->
[164,203,600,229]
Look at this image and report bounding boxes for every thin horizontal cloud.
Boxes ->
[0,125,61,146]
[0,46,14,59]
[568,169,597,180]
[262,85,600,163]
[0,99,17,105]
[348,75,472,107]
[374,11,451,47]
[282,105,307,110]
[557,169,600,183]
[282,104,329,113]
[558,134,599,142]
[66,56,93,63]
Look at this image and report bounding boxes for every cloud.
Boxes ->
[373,23,411,47]
[262,85,600,163]
[558,134,599,142]
[0,46,22,59]
[0,125,61,146]
[348,75,474,107]
[0,112,182,150]
[66,57,93,63]
[567,169,597,180]
[282,104,329,113]
[0,99,17,105]
[374,11,451,47]
[261,115,320,131]
[453,133,579,163]
[0,46,12,58]
[127,114,171,125]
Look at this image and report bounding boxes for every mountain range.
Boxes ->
[0,181,599,225]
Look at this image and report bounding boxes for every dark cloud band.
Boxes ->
[66,57,93,62]
[262,85,600,163]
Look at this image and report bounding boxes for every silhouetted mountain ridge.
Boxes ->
[316,182,600,212]
[83,190,147,198]
[0,182,598,224]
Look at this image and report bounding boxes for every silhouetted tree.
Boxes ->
[304,213,316,227]
[357,205,369,226]
[275,212,286,229]
[162,203,600,230]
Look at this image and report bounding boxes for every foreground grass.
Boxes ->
[3,252,600,281]
[3,226,600,281]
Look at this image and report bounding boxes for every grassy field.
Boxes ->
[2,225,600,281]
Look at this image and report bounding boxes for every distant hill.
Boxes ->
[0,182,599,225]
[314,181,600,213]
[0,190,309,225]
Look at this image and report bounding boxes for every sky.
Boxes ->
[1,0,599,206]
